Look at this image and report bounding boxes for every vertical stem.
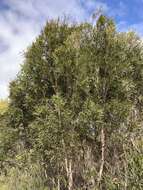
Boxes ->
[123,144,128,190]
[57,177,60,190]
[68,159,73,190]
[97,128,105,184]
[65,158,73,190]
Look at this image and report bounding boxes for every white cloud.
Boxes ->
[117,20,143,37]
[129,23,143,36]
[0,0,109,99]
[84,0,108,12]
[108,1,127,20]
[0,83,9,99]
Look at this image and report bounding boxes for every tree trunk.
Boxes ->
[65,158,73,190]
[57,177,60,190]
[97,128,105,185]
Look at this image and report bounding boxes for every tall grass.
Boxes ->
[0,163,48,190]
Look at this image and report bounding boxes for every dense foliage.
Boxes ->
[0,16,143,190]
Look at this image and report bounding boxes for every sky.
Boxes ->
[0,0,143,99]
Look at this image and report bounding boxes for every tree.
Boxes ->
[1,16,143,189]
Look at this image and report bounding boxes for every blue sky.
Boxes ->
[0,0,143,99]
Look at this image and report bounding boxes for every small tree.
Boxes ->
[1,15,143,189]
